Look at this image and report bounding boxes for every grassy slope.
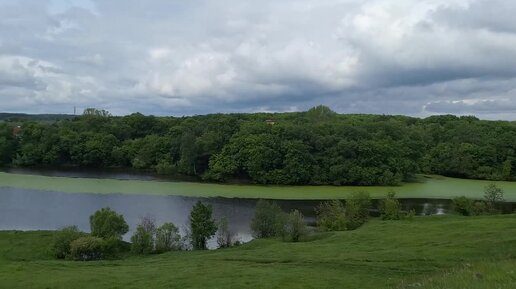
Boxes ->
[2,172,516,200]
[0,215,515,289]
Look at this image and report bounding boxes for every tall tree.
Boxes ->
[189,201,217,250]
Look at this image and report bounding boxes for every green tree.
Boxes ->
[89,208,129,240]
[250,200,287,238]
[189,201,218,250]
[216,217,235,248]
[316,200,347,231]
[83,108,112,117]
[484,184,505,213]
[130,216,156,254]
[130,225,154,254]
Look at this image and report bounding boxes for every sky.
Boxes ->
[1,0,516,119]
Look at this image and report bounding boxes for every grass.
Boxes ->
[1,172,516,200]
[0,215,515,288]
[397,260,516,289]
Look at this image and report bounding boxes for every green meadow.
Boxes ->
[0,215,515,289]
[2,172,516,200]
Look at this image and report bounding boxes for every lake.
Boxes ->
[1,169,515,248]
[0,186,459,248]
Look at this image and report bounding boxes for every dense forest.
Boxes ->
[1,106,515,186]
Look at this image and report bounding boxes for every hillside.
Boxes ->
[1,215,515,288]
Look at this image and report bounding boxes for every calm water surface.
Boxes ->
[0,188,456,247]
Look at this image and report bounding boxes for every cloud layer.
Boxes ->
[1,0,516,119]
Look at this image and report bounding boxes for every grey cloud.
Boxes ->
[432,0,516,34]
[424,99,516,114]
[1,0,516,119]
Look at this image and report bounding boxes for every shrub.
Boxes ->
[216,217,235,248]
[283,210,308,242]
[90,207,129,240]
[405,209,416,220]
[53,226,86,259]
[155,222,181,253]
[452,196,474,216]
[316,200,347,231]
[250,200,287,238]
[345,192,371,230]
[102,236,127,258]
[379,192,402,220]
[190,201,218,250]
[70,236,105,261]
[472,201,488,216]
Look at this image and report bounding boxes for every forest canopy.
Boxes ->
[1,106,515,186]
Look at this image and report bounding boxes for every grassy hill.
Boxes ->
[1,215,515,288]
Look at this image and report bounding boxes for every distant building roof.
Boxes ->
[12,126,22,136]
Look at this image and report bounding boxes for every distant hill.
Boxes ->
[0,113,75,122]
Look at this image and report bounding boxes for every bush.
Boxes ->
[90,207,129,240]
[283,210,308,242]
[472,201,488,216]
[316,200,347,231]
[155,222,181,253]
[102,236,127,258]
[53,226,86,259]
[250,200,287,238]
[69,236,105,261]
[379,192,402,220]
[405,209,416,220]
[345,192,371,230]
[190,201,218,250]
[452,196,474,216]
[216,217,236,248]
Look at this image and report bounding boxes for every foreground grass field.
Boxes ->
[0,215,515,288]
[2,172,516,200]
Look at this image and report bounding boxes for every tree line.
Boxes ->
[2,106,516,185]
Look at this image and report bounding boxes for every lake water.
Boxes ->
[4,168,515,248]
[0,187,257,248]
[0,186,457,248]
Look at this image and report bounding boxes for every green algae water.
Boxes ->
[1,172,516,201]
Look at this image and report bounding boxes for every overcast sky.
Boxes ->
[1,0,516,119]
